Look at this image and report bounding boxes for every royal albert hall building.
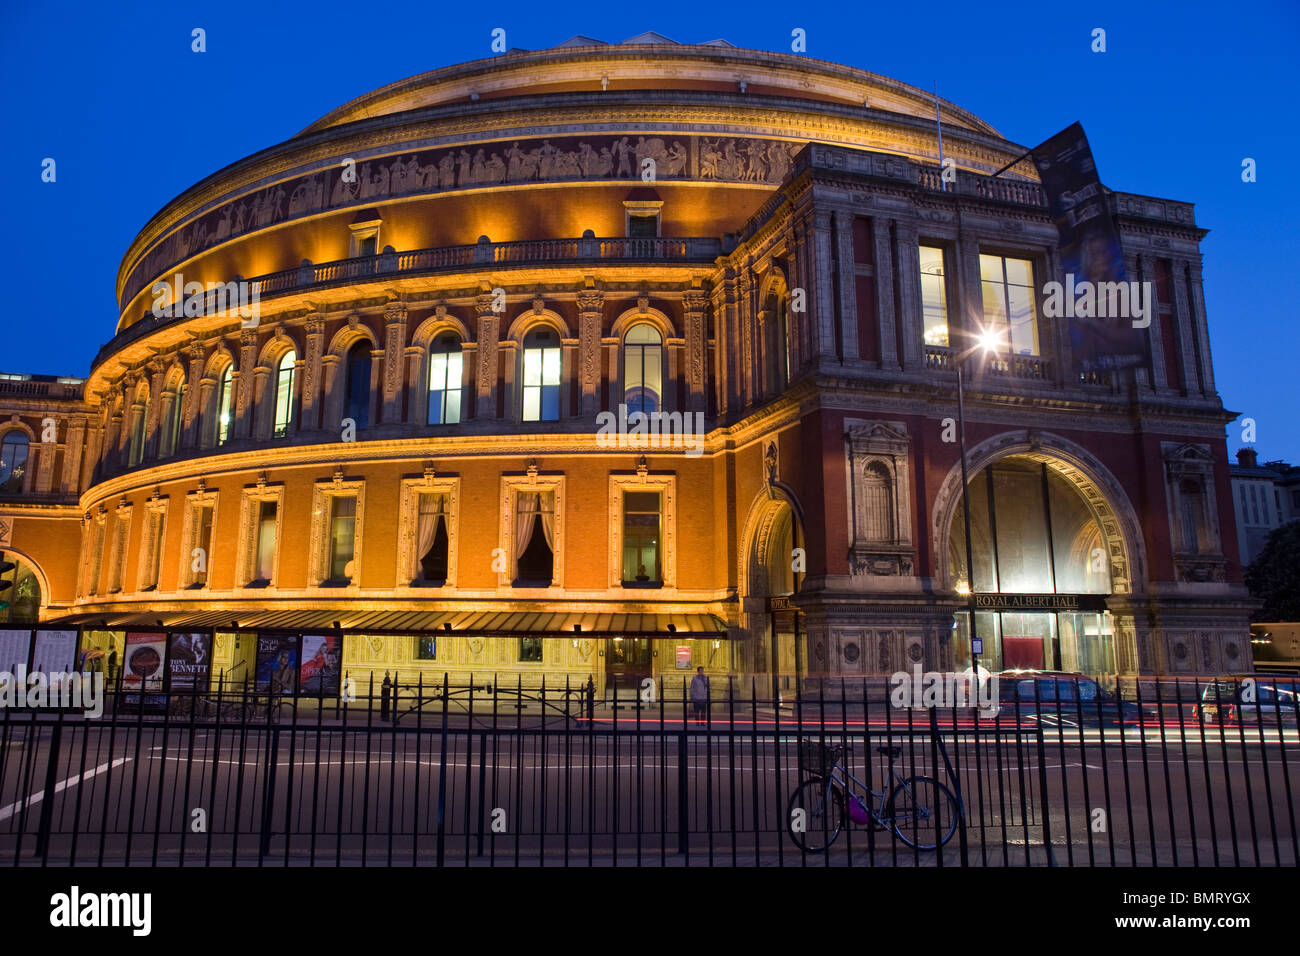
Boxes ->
[0,35,1255,694]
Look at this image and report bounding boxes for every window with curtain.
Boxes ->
[427,334,463,425]
[345,341,371,429]
[254,500,278,583]
[623,324,662,414]
[861,462,894,541]
[919,246,950,347]
[622,490,662,584]
[979,254,1039,355]
[328,496,357,583]
[521,328,561,422]
[414,493,448,585]
[0,433,27,493]
[274,350,296,438]
[216,367,234,445]
[192,505,214,587]
[514,490,555,585]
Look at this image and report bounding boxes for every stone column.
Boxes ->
[577,287,604,417]
[403,345,423,424]
[35,429,57,493]
[235,328,259,440]
[834,210,859,362]
[1170,258,1201,394]
[182,344,205,449]
[145,359,166,457]
[893,221,922,370]
[382,300,408,424]
[683,289,708,413]
[1187,261,1216,396]
[811,211,838,365]
[1132,255,1168,391]
[737,269,755,406]
[80,420,102,491]
[301,313,326,431]
[711,271,737,416]
[62,417,86,495]
[475,292,500,420]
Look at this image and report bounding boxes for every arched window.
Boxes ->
[623,324,662,415]
[162,381,184,458]
[345,340,371,430]
[427,334,463,425]
[521,327,561,422]
[216,366,234,446]
[0,432,28,493]
[861,462,894,541]
[273,349,297,438]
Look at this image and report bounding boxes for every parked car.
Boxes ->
[1195,676,1300,727]
[993,670,1143,728]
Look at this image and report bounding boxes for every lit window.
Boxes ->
[514,490,555,585]
[328,496,357,583]
[623,324,662,415]
[415,493,449,585]
[254,500,278,583]
[622,490,662,585]
[416,637,437,660]
[273,350,296,438]
[979,254,1039,355]
[519,637,543,662]
[216,367,234,445]
[919,246,950,347]
[427,334,463,425]
[1,432,28,493]
[193,505,214,587]
[521,328,561,422]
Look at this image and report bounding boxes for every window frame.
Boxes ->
[136,495,168,592]
[178,488,219,589]
[978,252,1041,356]
[427,333,464,426]
[308,477,366,591]
[918,244,952,348]
[499,472,565,590]
[396,476,461,591]
[520,327,563,423]
[608,471,676,589]
[0,430,29,494]
[622,323,664,416]
[236,482,286,588]
[273,349,297,439]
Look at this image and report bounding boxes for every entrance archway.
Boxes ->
[738,484,804,696]
[0,548,46,624]
[931,431,1147,681]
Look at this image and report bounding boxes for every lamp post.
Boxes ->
[953,333,999,671]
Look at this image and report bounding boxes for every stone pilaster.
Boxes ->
[683,289,708,413]
[833,210,858,362]
[893,220,922,370]
[182,344,205,449]
[235,328,259,440]
[577,287,604,417]
[475,292,500,420]
[382,300,408,423]
[301,313,326,431]
[872,217,899,369]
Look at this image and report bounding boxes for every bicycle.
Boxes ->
[786,739,961,852]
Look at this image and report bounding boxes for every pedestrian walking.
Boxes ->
[689,666,709,721]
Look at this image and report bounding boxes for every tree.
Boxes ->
[1244,520,1300,621]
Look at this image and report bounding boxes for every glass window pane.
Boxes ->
[523,350,541,387]
[541,385,559,421]
[523,388,540,422]
[542,347,561,384]
[444,390,461,425]
[981,282,1008,328]
[1005,257,1034,287]
[979,254,1004,283]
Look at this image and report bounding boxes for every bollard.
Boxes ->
[380,672,391,722]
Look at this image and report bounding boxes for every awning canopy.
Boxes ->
[46,608,731,638]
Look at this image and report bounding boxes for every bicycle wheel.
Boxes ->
[786,778,845,852]
[886,776,960,850]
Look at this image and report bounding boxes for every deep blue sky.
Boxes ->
[3,1,1296,461]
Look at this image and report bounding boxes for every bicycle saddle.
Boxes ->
[877,745,903,759]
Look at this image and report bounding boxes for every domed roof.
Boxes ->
[299,37,1002,140]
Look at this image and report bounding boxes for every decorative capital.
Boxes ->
[683,290,708,314]
[577,289,604,314]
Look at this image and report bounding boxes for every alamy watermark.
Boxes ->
[889,666,998,718]
[595,403,705,457]
[0,667,103,718]
[1042,273,1153,329]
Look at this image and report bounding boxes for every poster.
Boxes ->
[167,632,212,693]
[256,633,299,695]
[30,630,78,676]
[122,632,167,710]
[0,628,31,677]
[1030,122,1150,373]
[299,633,342,697]
[675,645,693,669]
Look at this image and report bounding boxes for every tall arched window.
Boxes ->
[0,432,28,493]
[521,327,561,422]
[216,366,234,446]
[161,380,184,458]
[861,462,894,541]
[345,340,371,429]
[623,324,662,414]
[427,334,463,425]
[273,350,297,438]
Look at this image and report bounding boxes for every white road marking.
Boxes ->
[0,756,132,822]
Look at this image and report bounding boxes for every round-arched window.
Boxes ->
[623,324,662,415]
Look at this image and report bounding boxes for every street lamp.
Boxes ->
[953,329,1003,672]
